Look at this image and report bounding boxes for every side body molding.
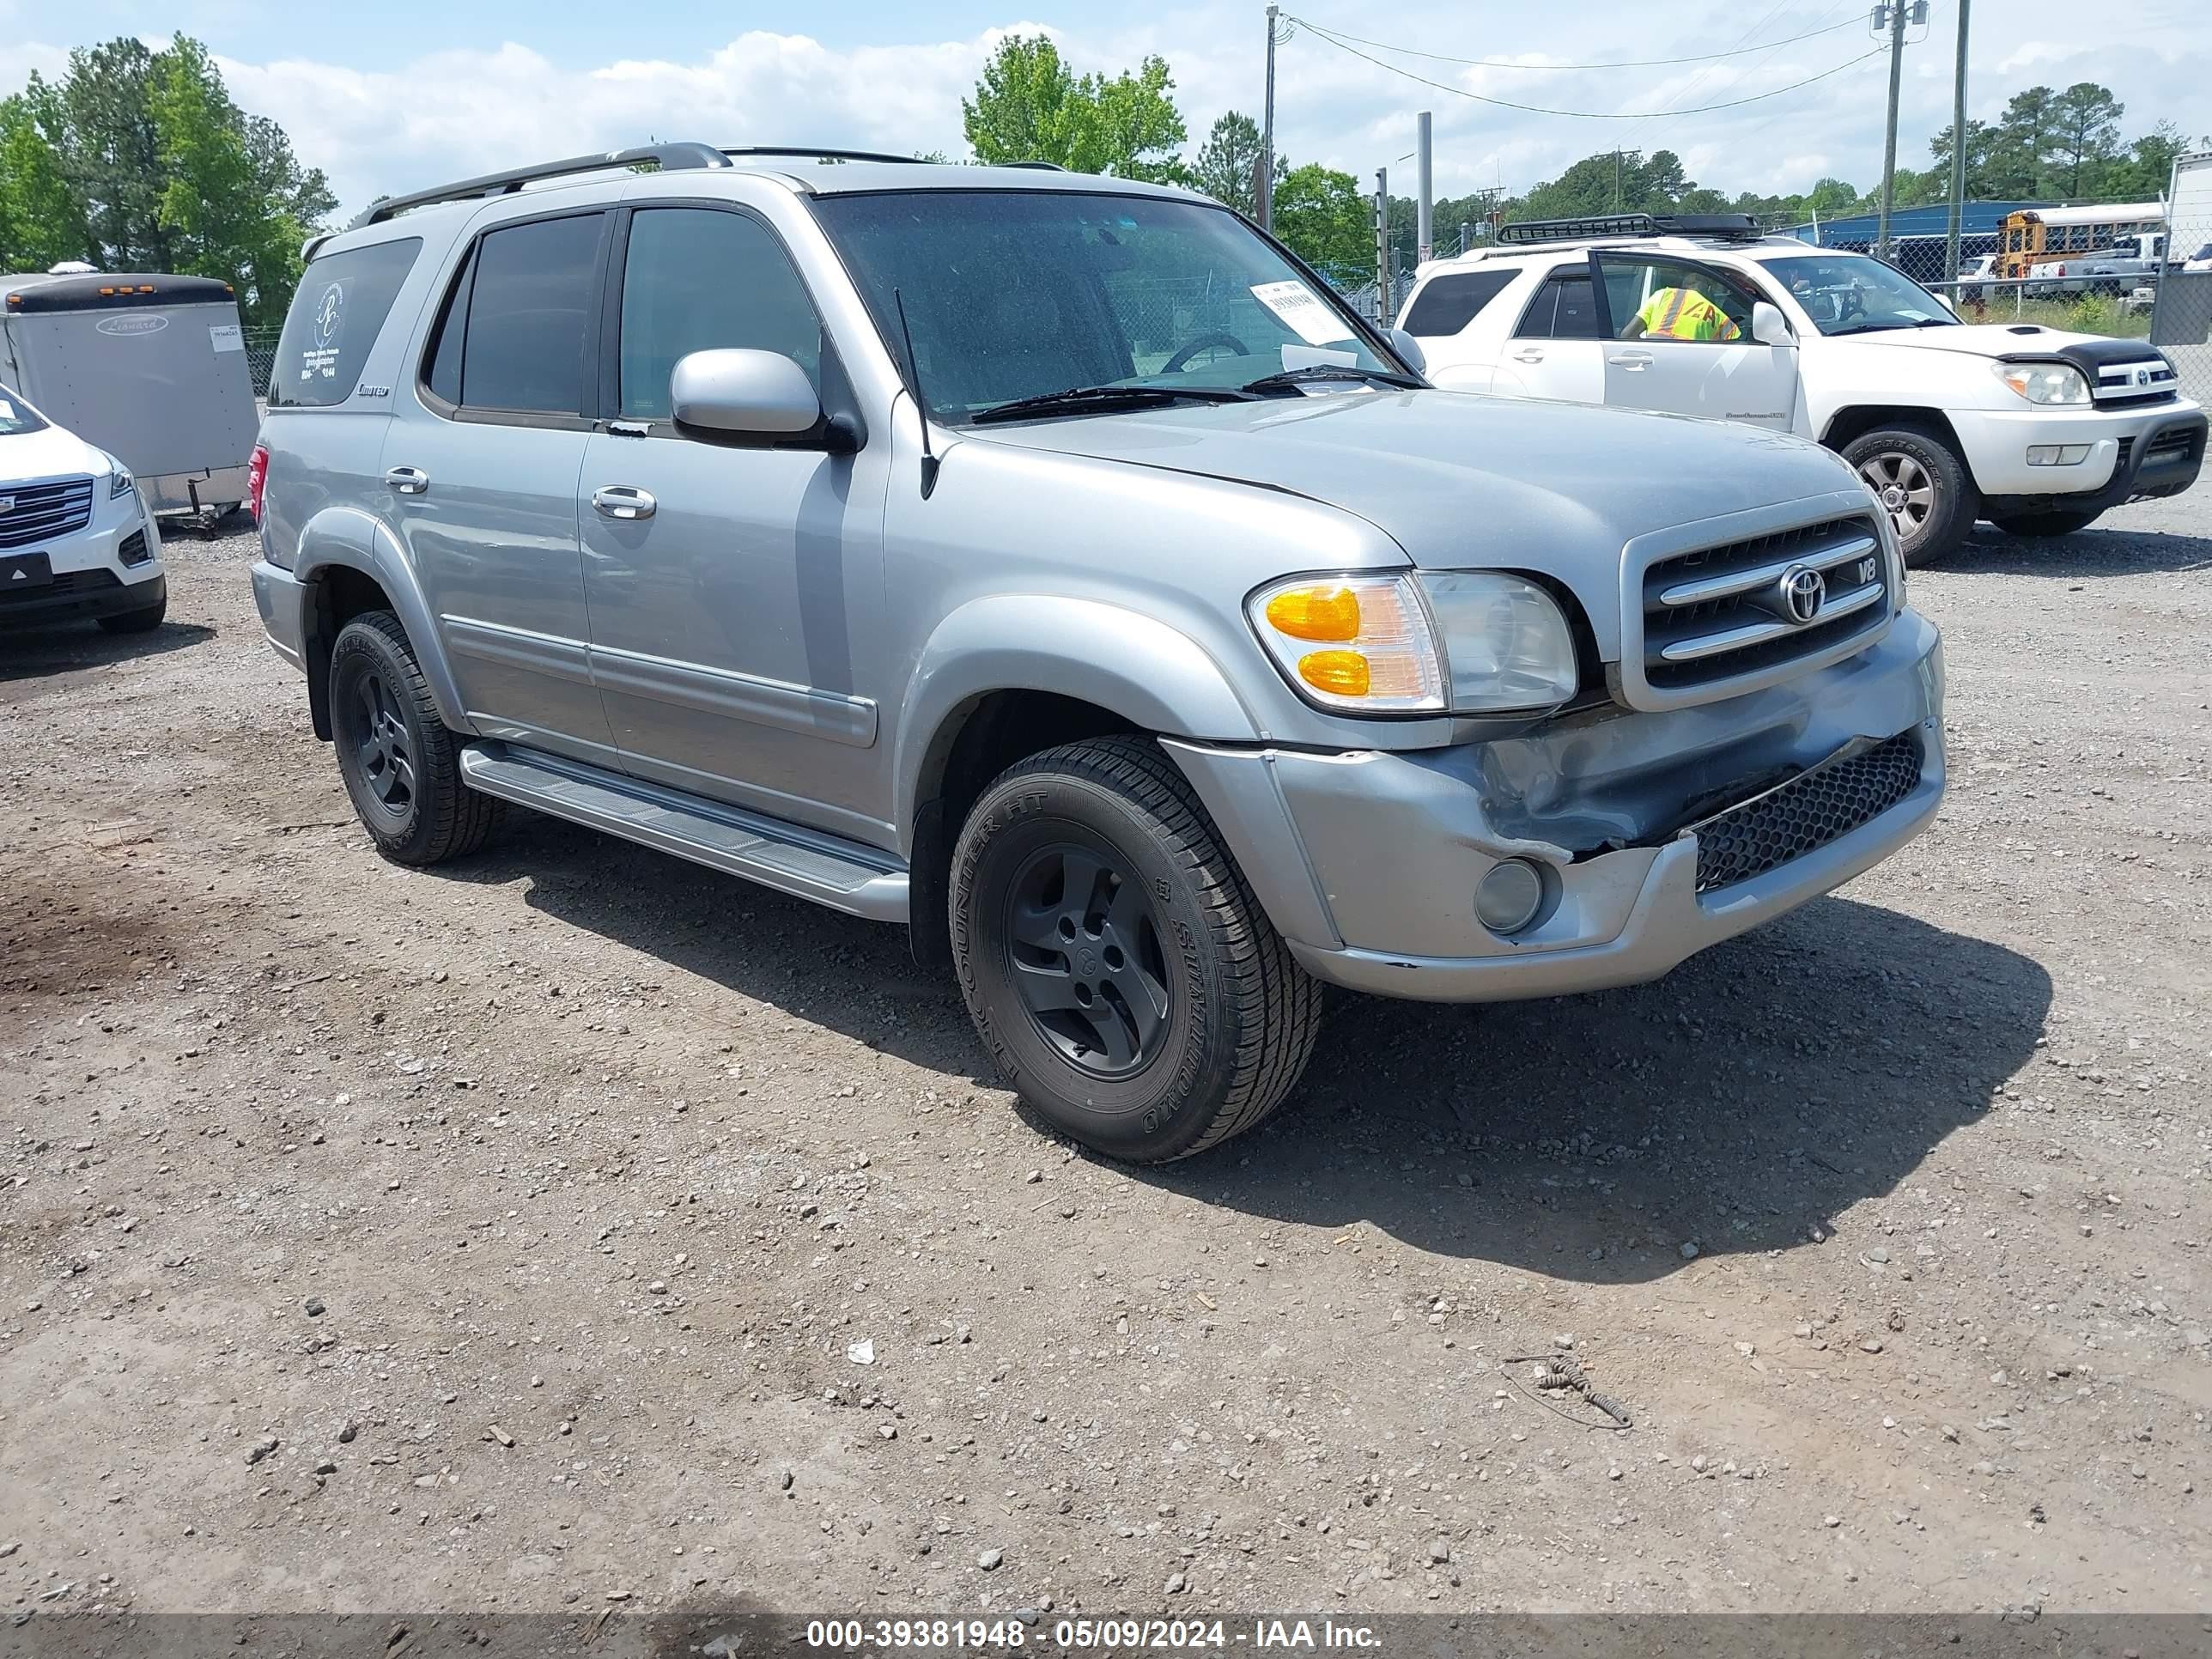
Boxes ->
[893,593,1261,844]
[290,506,475,736]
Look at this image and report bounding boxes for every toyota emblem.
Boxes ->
[1780,565,1826,624]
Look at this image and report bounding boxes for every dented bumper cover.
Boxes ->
[1166,609,1945,1003]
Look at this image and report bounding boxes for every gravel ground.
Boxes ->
[2,496,2209,1622]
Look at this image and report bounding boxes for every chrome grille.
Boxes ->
[1637,514,1892,697]
[0,476,95,550]
[2092,357,2178,407]
[1692,733,1922,895]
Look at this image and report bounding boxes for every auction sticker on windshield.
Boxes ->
[1249,280,1356,346]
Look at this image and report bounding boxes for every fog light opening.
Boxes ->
[1474,858,1547,937]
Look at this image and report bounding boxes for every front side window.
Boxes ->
[811,190,1403,422]
[617,209,824,421]
[449,213,605,415]
[1759,254,1957,337]
[1600,258,1753,343]
[270,236,421,408]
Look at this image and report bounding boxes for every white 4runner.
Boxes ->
[1397,213,2206,563]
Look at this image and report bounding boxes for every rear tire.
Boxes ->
[329,610,501,866]
[1842,423,1977,568]
[95,590,167,634]
[951,735,1322,1164]
[1991,509,2102,538]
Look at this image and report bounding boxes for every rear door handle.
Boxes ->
[591,485,656,521]
[1510,346,1546,364]
[1607,350,1654,370]
[383,465,428,495]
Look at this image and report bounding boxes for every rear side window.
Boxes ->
[617,208,824,420]
[431,213,605,416]
[270,237,421,408]
[1514,272,1603,340]
[1401,270,1515,337]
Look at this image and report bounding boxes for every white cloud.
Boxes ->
[8,5,2207,222]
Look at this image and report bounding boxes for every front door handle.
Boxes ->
[383,465,428,495]
[1510,346,1546,364]
[592,485,656,521]
[1607,350,1654,370]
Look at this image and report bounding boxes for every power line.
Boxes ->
[1290,18,1891,119]
[1283,12,1863,72]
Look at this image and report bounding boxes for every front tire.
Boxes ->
[1991,508,2102,538]
[95,589,167,634]
[951,736,1322,1164]
[330,610,501,866]
[1843,423,1978,568]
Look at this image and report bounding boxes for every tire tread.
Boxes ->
[335,610,501,865]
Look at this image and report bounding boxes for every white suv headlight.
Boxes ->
[1247,571,1577,716]
[100,450,137,499]
[1994,361,2089,405]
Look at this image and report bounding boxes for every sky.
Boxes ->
[3,0,2207,222]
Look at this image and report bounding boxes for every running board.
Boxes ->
[459,743,909,922]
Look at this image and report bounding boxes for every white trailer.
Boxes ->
[0,270,258,527]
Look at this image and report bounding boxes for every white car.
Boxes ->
[0,380,167,633]
[2185,242,2212,275]
[1395,214,2207,562]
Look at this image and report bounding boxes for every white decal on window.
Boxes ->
[209,324,244,353]
[1249,280,1357,346]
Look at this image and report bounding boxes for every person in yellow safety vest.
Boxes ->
[1623,282,1743,342]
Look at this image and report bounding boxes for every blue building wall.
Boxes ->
[1788,202,2047,246]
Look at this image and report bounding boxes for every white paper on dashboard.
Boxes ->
[1249,280,1358,345]
[1280,344,1359,371]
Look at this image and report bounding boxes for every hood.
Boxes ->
[962,388,1864,574]
[1846,322,2135,359]
[0,421,108,486]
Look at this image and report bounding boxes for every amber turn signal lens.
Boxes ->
[1297,649,1371,696]
[1264,585,1361,642]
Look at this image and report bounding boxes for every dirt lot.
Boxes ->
[3,498,2209,1624]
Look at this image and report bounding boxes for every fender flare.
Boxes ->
[292,506,473,735]
[892,593,1260,836]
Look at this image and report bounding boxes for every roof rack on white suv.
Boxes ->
[1496,211,1765,245]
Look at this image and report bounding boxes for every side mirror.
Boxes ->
[672,349,855,449]
[1389,327,1429,376]
[1750,301,1793,348]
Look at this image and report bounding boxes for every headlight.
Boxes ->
[1994,361,2089,405]
[102,452,136,499]
[1247,571,1577,715]
[1414,571,1578,712]
[1249,574,1443,713]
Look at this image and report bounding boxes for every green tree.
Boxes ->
[0,92,89,270]
[1192,110,1270,215]
[1988,85,2061,197]
[1271,163,1370,275]
[51,39,174,269]
[2050,82,2124,197]
[963,34,1188,180]
[2095,120,2185,200]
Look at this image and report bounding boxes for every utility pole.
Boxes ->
[1943,0,1971,284]
[1874,0,1911,260]
[1375,168,1391,322]
[1259,4,1279,230]
[1416,111,1433,264]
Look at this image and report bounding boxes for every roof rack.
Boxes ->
[351,142,732,228]
[1496,211,1765,245]
[720,146,937,166]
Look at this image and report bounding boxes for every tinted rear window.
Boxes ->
[1515,273,1603,340]
[458,214,605,415]
[1402,270,1515,337]
[270,238,421,408]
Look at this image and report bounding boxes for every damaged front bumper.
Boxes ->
[1166,610,1946,1003]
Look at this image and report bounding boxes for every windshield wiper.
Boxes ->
[1241,365,1423,394]
[1823,321,1914,337]
[968,384,1256,425]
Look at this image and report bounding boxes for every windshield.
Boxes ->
[0,384,51,438]
[1762,254,1958,336]
[811,190,1400,422]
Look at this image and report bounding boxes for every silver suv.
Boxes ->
[250,143,1947,1163]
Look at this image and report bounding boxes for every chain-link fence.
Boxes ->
[2149,198,2212,408]
[242,325,283,397]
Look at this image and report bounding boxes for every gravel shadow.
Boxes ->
[431,813,2048,1280]
[0,618,217,684]
[1946,524,2212,578]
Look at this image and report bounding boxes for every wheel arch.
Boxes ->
[293,507,471,741]
[895,598,1263,968]
[1820,404,1968,467]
